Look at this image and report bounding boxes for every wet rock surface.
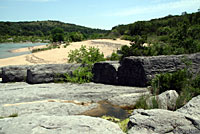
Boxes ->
[0,82,148,117]
[0,82,149,133]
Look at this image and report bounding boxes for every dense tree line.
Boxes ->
[110,11,200,57]
[0,20,108,43]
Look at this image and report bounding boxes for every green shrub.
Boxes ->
[69,32,84,42]
[150,96,159,109]
[151,69,189,95]
[68,45,105,65]
[176,74,200,109]
[66,66,93,84]
[67,45,105,83]
[134,96,149,110]
[176,88,193,108]
[151,64,200,109]
[107,51,121,61]
[134,95,159,110]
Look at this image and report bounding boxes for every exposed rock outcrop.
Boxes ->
[92,53,200,87]
[177,95,200,119]
[0,115,124,134]
[147,90,179,110]
[2,65,31,82]
[1,64,82,84]
[128,95,200,134]
[118,53,200,87]
[128,109,200,134]
[27,64,81,84]
[0,82,148,117]
[92,61,120,85]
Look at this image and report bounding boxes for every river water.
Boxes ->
[0,43,47,59]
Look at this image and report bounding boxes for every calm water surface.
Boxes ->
[0,43,47,59]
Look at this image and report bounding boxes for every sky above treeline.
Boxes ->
[0,0,199,30]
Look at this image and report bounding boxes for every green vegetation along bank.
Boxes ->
[109,11,200,59]
[0,20,109,43]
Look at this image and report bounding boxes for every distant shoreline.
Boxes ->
[10,44,48,53]
[0,41,48,44]
[0,39,130,67]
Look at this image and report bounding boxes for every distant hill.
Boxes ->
[109,11,200,57]
[110,11,200,40]
[0,20,108,36]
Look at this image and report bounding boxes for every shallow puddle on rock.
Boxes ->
[80,101,130,120]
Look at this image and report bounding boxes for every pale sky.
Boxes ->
[0,0,199,30]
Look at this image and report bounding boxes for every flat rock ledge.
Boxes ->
[0,82,149,134]
[0,82,149,116]
[0,115,124,134]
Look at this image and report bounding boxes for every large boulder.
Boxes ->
[128,109,200,134]
[0,115,124,134]
[118,53,200,87]
[2,65,31,83]
[147,90,179,110]
[27,64,81,84]
[92,61,120,85]
[177,95,200,119]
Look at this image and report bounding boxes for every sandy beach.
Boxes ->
[0,39,130,67]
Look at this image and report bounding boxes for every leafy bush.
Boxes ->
[67,45,105,83]
[134,95,159,110]
[69,32,84,42]
[151,69,189,95]
[150,96,159,109]
[68,45,105,65]
[106,51,121,61]
[150,64,200,109]
[66,66,93,84]
[134,96,149,110]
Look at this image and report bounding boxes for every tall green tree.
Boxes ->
[51,27,64,42]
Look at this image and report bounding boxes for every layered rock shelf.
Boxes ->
[1,64,81,83]
[1,53,200,86]
[93,52,200,87]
